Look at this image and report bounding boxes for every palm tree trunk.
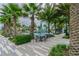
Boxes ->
[7,22,12,37]
[70,4,79,55]
[13,15,17,36]
[54,20,56,34]
[3,21,12,37]
[48,22,50,33]
[30,13,35,38]
[3,22,8,36]
[65,22,68,35]
[65,16,69,36]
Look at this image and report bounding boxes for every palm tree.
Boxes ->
[23,3,42,37]
[0,16,7,36]
[0,5,12,36]
[37,3,57,33]
[8,4,22,36]
[56,16,64,33]
[58,3,70,35]
[0,4,22,36]
[0,15,12,36]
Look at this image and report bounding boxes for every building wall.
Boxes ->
[70,4,79,55]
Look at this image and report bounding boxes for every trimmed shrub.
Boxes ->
[11,34,33,45]
[49,44,69,56]
[63,35,69,39]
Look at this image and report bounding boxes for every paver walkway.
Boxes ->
[0,34,69,56]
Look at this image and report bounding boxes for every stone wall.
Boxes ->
[70,4,79,55]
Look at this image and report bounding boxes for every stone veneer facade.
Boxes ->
[70,4,79,55]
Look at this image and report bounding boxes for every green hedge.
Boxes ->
[63,35,69,39]
[49,44,69,56]
[12,34,33,45]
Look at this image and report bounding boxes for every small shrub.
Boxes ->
[49,44,69,56]
[1,31,8,37]
[46,34,55,38]
[49,34,54,37]
[63,35,69,39]
[11,34,33,45]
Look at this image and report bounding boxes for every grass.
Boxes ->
[9,34,33,45]
[48,44,69,56]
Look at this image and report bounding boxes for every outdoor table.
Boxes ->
[34,33,46,42]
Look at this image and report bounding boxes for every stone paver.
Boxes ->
[0,34,69,56]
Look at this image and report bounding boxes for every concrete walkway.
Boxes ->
[0,34,69,56]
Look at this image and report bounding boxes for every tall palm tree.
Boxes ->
[0,5,12,36]
[0,4,22,36]
[58,3,70,35]
[0,16,8,36]
[0,15,12,36]
[23,3,42,37]
[8,4,22,36]
[37,3,57,33]
[56,15,65,33]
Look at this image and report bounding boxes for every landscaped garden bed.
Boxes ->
[49,44,69,56]
[9,34,33,45]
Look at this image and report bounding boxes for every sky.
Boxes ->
[19,17,41,26]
